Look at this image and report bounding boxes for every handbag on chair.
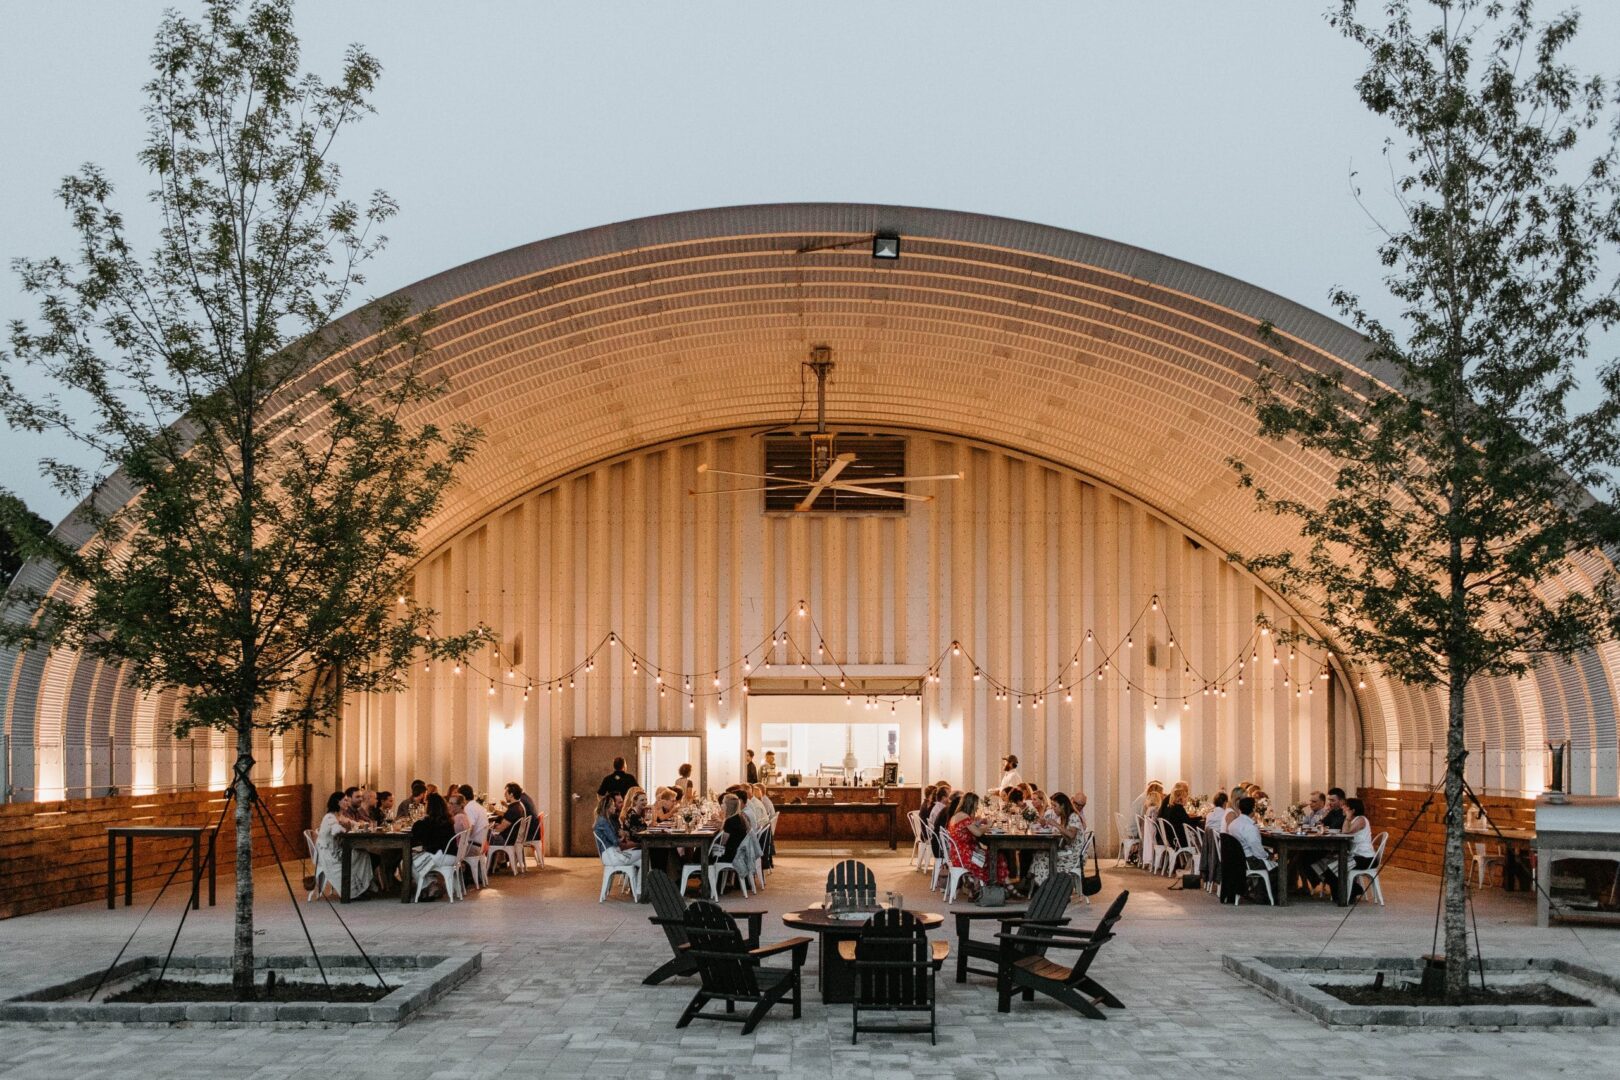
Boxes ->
[1081,840,1103,897]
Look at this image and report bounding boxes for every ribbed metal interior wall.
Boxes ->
[329,431,1352,845]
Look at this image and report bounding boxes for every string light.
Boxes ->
[953,642,961,657]
[1065,690,1073,702]
[743,658,751,672]
[1126,635,1134,648]
[1151,595,1159,611]
[798,600,807,618]
[396,595,406,606]
[609,633,617,647]
[1168,636,1176,649]
[487,682,495,696]
[453,663,461,675]
[1358,675,1367,689]
[972,668,981,681]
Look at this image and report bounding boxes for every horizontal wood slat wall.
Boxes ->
[0,784,311,919]
[1359,785,1535,883]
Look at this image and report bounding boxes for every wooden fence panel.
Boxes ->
[1358,785,1535,882]
[0,785,311,919]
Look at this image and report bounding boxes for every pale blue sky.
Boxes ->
[4,1,1617,522]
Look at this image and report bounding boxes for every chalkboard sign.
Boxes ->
[882,761,899,785]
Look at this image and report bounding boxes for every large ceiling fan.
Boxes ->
[691,346,962,512]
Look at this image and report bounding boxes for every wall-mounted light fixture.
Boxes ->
[872,233,900,259]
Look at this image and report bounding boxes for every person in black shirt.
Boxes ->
[1322,787,1348,831]
[717,793,749,864]
[598,757,637,799]
[745,749,759,785]
[409,793,456,899]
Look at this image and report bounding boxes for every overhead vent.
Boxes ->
[762,433,909,513]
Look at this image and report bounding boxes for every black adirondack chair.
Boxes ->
[834,908,947,1044]
[826,859,877,905]
[674,901,810,1035]
[993,889,1129,1018]
[643,868,765,985]
[951,871,1073,984]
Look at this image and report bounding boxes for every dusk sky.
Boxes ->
[4,1,1617,521]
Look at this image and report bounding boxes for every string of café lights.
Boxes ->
[410,592,1368,714]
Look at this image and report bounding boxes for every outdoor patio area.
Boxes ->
[1,849,1615,1079]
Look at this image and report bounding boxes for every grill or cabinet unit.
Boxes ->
[1535,794,1620,927]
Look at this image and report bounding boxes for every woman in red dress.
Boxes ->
[947,791,1008,890]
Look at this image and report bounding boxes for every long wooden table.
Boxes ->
[338,830,415,903]
[1262,830,1354,906]
[106,825,218,910]
[636,827,720,900]
[980,831,1062,882]
[773,803,899,849]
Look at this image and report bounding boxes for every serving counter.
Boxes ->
[765,785,922,846]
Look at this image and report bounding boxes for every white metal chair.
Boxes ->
[488,815,527,876]
[916,818,937,875]
[682,834,751,899]
[302,829,332,902]
[1236,858,1276,906]
[596,834,642,902]
[1139,814,1158,873]
[1348,831,1389,906]
[1468,840,1504,888]
[1156,817,1199,876]
[519,812,546,870]
[906,810,928,869]
[413,830,465,903]
[458,826,489,889]
[940,831,972,903]
[1114,813,1140,867]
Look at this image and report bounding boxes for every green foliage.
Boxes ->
[0,0,486,738]
[1231,0,1620,691]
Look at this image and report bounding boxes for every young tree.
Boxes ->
[0,0,485,995]
[1231,0,1620,999]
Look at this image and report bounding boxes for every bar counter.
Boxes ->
[765,785,922,846]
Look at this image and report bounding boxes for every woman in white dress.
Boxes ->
[317,791,373,899]
[1030,792,1090,889]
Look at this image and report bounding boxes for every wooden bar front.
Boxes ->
[767,786,921,845]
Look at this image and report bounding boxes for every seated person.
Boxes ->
[1321,787,1348,830]
[1159,785,1203,847]
[1316,796,1379,899]
[593,792,640,867]
[316,791,374,898]
[1227,797,1276,891]
[409,793,457,898]
[648,786,679,825]
[947,792,1009,896]
[1301,791,1329,828]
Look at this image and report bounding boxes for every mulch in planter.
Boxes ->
[1316,981,1593,1008]
[106,978,390,1004]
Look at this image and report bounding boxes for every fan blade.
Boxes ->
[842,472,963,483]
[795,452,857,512]
[824,481,934,502]
[688,483,809,496]
[696,465,819,487]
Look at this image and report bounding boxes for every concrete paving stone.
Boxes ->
[1,854,1618,1077]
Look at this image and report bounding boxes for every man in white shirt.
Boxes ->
[1227,797,1275,870]
[1205,791,1231,833]
[1300,791,1328,828]
[458,784,490,846]
[998,754,1024,790]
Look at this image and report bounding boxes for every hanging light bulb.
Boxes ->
[1168,636,1176,650]
[568,677,575,689]
[632,660,639,674]
[1273,655,1281,666]
[743,658,751,672]
[890,702,897,715]
[1152,697,1158,711]
[1320,668,1331,681]
[764,656,772,669]
[839,678,846,689]
[1183,699,1191,711]
[817,641,824,657]
[1203,685,1210,696]
[656,673,663,685]
[1085,629,1093,642]
[688,696,695,709]
[1127,635,1134,648]
[742,682,749,695]
[423,661,431,673]
[821,680,827,691]
[1032,696,1040,709]
[1103,659,1110,671]
[1289,647,1296,660]
[800,656,807,670]
[523,686,530,702]
[1295,687,1303,699]
[684,677,692,691]
[713,675,721,687]
[952,642,961,657]
[488,682,495,696]
[1308,683,1315,696]
[660,686,666,698]
[845,694,852,706]
[453,663,462,675]
[609,633,617,647]
[972,668,981,681]
[1065,690,1073,702]
[1015,697,1022,709]
[1358,675,1367,689]
[1151,595,1159,611]
[1237,673,1245,686]
[1251,651,1258,665]
[717,694,723,706]
[798,600,807,618]
[1260,626,1269,636]
[396,594,406,606]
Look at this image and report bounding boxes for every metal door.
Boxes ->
[567,735,638,856]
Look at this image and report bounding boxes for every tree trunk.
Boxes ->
[231,718,256,998]
[1442,674,1470,1000]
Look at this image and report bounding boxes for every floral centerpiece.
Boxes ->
[677,805,700,830]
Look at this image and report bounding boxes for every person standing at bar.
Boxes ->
[598,756,638,799]
[745,749,759,785]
